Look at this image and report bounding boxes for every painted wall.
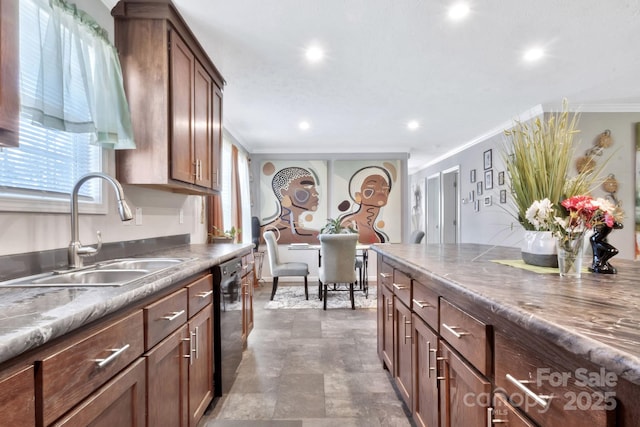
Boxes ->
[411,111,640,260]
[0,0,208,257]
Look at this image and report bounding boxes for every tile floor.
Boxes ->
[198,282,414,427]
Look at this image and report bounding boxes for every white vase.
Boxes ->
[521,230,558,268]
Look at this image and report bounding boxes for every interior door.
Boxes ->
[426,175,440,244]
[441,167,459,244]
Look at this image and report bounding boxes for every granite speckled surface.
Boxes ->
[0,243,252,365]
[371,243,640,386]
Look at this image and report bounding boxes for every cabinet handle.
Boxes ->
[427,343,437,378]
[193,326,199,360]
[403,316,412,344]
[505,373,552,409]
[442,323,470,338]
[413,299,431,308]
[379,272,391,278]
[95,344,130,368]
[392,283,407,291]
[386,299,393,319]
[162,310,185,321]
[197,290,213,299]
[193,160,198,178]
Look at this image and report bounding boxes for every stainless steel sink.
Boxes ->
[96,258,185,271]
[30,269,150,286]
[0,257,191,288]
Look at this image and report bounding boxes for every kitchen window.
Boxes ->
[0,0,132,214]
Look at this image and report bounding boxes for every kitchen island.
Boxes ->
[372,243,640,427]
[0,242,253,427]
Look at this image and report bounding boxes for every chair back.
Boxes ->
[251,216,261,250]
[263,230,280,271]
[318,233,358,283]
[410,230,425,244]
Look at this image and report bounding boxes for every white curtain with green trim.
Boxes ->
[20,0,135,149]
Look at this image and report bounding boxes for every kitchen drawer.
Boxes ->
[439,298,491,376]
[144,288,188,350]
[392,269,412,307]
[412,278,438,330]
[241,253,254,278]
[378,260,393,290]
[38,310,144,426]
[187,274,213,318]
[491,392,537,427]
[495,332,615,427]
[0,364,35,427]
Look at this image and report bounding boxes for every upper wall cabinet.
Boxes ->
[0,0,20,148]
[112,0,224,194]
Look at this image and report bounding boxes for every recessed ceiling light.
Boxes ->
[305,45,324,63]
[299,121,311,130]
[448,3,470,21]
[407,120,420,131]
[523,47,545,62]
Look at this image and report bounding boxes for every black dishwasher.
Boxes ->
[212,256,243,397]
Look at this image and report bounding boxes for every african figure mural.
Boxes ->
[260,161,326,243]
[333,161,401,244]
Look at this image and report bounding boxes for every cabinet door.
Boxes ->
[378,282,394,371]
[0,0,19,147]
[242,272,254,342]
[0,365,35,427]
[413,315,439,427]
[52,358,146,427]
[188,304,214,427]
[394,297,412,409]
[146,324,189,427]
[170,30,195,184]
[211,84,223,191]
[439,341,490,427]
[193,60,212,188]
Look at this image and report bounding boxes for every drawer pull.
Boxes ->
[161,310,185,321]
[379,272,391,278]
[413,299,431,308]
[95,344,130,368]
[505,373,552,409]
[442,323,470,338]
[392,283,407,291]
[197,290,213,299]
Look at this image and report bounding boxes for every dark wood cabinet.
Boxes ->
[51,358,146,427]
[438,341,491,427]
[146,324,189,427]
[0,0,19,147]
[0,365,35,426]
[378,280,394,372]
[412,314,439,427]
[187,304,213,427]
[112,0,225,195]
[241,253,254,343]
[394,297,413,409]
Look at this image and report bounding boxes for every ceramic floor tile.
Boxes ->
[198,284,415,427]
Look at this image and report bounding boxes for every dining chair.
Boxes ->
[318,233,358,310]
[410,230,425,243]
[263,230,309,300]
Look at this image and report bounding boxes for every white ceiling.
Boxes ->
[105,1,640,173]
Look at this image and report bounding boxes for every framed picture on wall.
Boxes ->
[470,169,476,183]
[498,171,505,186]
[484,196,492,206]
[500,189,507,204]
[474,200,480,212]
[484,149,492,170]
[484,170,493,190]
[477,181,483,196]
[469,190,475,202]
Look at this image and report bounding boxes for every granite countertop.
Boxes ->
[371,243,640,386]
[0,243,253,366]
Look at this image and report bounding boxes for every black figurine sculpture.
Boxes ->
[589,221,623,274]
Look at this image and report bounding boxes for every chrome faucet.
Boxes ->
[68,173,133,269]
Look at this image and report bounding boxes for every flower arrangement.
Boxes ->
[525,195,623,275]
[209,226,241,243]
[502,100,603,231]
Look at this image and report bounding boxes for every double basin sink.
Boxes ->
[0,258,191,288]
